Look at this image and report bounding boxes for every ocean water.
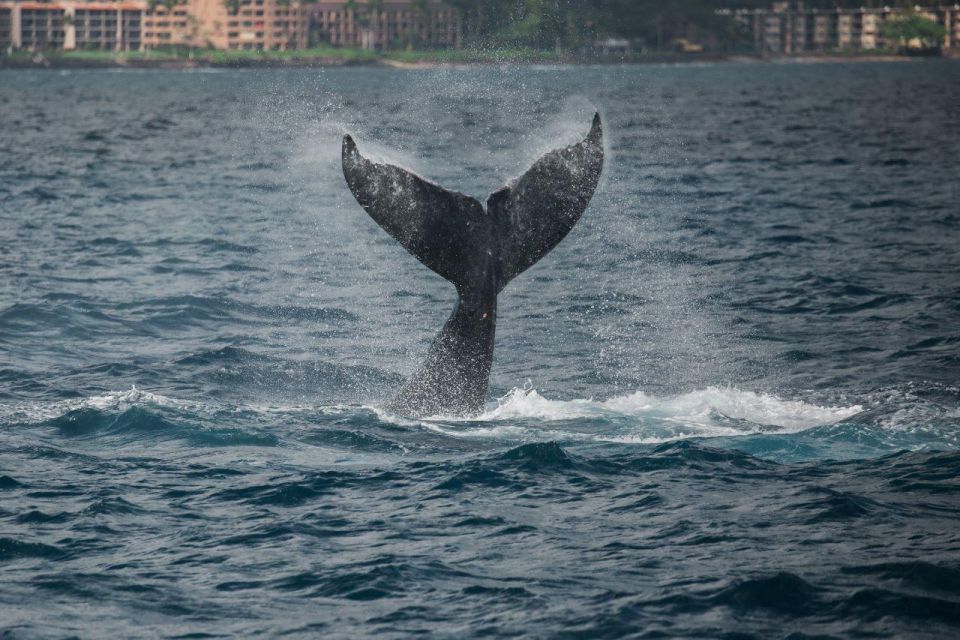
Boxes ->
[1,61,959,638]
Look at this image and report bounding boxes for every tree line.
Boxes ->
[443,0,951,51]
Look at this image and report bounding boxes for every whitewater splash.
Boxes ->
[414,386,863,445]
[5,384,960,457]
[0,387,326,425]
[3,385,859,433]
[0,387,193,424]
[483,386,860,428]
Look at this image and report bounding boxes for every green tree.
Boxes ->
[442,0,955,53]
[880,13,946,51]
[405,0,429,49]
[346,0,384,50]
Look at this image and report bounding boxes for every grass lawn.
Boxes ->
[383,47,562,64]
[2,45,920,68]
[2,45,565,66]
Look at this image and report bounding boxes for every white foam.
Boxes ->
[1,385,863,448]
[0,386,203,424]
[480,386,859,428]
[0,387,372,425]
[412,386,863,445]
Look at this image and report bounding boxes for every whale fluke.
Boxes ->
[342,114,604,417]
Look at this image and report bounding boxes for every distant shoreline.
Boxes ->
[1,48,955,70]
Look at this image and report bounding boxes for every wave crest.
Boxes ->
[407,386,864,447]
[481,386,861,430]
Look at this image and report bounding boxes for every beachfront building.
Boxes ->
[722,2,960,54]
[311,0,461,50]
[0,6,11,48]
[1,0,460,52]
[0,0,144,51]
[142,0,307,51]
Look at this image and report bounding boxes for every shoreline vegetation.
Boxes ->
[1,46,955,69]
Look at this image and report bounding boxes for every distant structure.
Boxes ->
[593,37,630,56]
[721,2,960,54]
[311,0,461,50]
[0,0,145,51]
[0,0,460,52]
[143,0,307,51]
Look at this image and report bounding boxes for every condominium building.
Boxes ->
[312,0,460,49]
[725,3,960,54]
[0,6,11,48]
[0,0,144,51]
[143,0,307,51]
[1,0,460,52]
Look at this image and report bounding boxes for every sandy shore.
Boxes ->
[1,51,955,70]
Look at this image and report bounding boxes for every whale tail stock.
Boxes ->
[341,114,604,416]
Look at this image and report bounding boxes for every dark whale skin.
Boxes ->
[342,114,604,417]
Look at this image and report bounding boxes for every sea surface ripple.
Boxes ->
[1,62,960,638]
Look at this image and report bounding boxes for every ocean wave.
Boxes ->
[413,386,862,446]
[47,405,279,448]
[6,384,959,459]
[0,387,204,424]
[483,385,860,428]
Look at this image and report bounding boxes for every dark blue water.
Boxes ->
[2,61,960,638]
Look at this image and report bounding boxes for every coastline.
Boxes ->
[0,48,955,70]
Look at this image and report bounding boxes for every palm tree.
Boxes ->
[369,0,384,50]
[346,0,381,50]
[410,0,428,49]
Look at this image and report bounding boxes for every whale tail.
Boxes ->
[341,114,604,416]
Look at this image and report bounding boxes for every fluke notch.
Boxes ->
[342,114,603,417]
